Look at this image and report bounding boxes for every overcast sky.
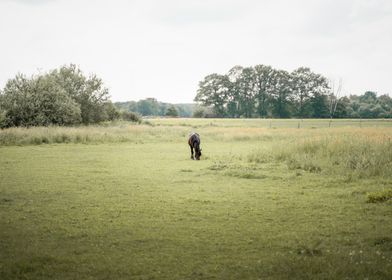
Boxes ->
[0,0,391,103]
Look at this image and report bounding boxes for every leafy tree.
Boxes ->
[346,92,392,118]
[128,101,139,113]
[194,64,391,119]
[194,73,230,117]
[334,97,350,118]
[378,94,392,118]
[32,76,82,125]
[137,98,159,116]
[50,65,110,124]
[159,103,169,116]
[0,73,81,127]
[358,104,375,118]
[0,92,7,127]
[0,65,116,127]
[114,100,194,117]
[175,104,194,117]
[360,91,377,104]
[103,102,120,121]
[270,70,293,118]
[291,67,329,118]
[311,93,329,118]
[165,105,179,117]
[226,66,243,117]
[237,67,256,118]
[226,66,257,118]
[254,65,276,117]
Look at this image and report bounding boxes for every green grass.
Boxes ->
[367,189,392,203]
[1,119,392,279]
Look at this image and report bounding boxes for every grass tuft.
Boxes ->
[367,189,392,203]
[249,129,392,178]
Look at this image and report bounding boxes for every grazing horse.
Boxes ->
[188,133,202,160]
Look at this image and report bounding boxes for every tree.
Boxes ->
[194,74,230,117]
[103,102,120,121]
[254,65,276,117]
[378,94,392,118]
[291,67,329,118]
[0,91,7,127]
[0,73,81,127]
[165,105,179,117]
[334,96,350,118]
[237,67,256,118]
[270,70,293,118]
[137,98,159,116]
[114,100,195,117]
[51,65,111,124]
[0,65,115,127]
[311,93,329,118]
[194,64,389,120]
[32,76,82,125]
[347,92,389,118]
[226,66,243,118]
[360,91,377,104]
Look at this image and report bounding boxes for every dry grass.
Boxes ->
[248,128,392,178]
[0,123,190,145]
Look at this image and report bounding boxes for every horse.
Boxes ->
[188,133,202,160]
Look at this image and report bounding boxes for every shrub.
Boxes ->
[165,105,179,117]
[120,111,141,123]
[0,65,114,127]
[0,110,5,128]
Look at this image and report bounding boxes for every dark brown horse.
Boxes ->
[188,133,202,160]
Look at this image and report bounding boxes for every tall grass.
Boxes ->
[249,129,392,178]
[0,124,188,145]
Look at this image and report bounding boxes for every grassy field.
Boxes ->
[1,119,392,279]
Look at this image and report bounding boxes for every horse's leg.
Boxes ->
[190,145,194,160]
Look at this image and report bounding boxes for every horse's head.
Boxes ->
[195,147,202,160]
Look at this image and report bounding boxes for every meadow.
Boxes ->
[1,118,392,279]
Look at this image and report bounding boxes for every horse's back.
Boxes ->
[188,132,200,146]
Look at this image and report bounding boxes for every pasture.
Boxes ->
[1,119,392,279]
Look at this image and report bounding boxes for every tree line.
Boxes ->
[194,65,392,118]
[115,99,194,118]
[0,64,196,128]
[1,64,391,128]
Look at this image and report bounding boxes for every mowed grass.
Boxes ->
[1,119,392,279]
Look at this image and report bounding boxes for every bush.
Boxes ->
[165,105,179,117]
[0,65,114,127]
[0,110,5,128]
[120,111,141,123]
